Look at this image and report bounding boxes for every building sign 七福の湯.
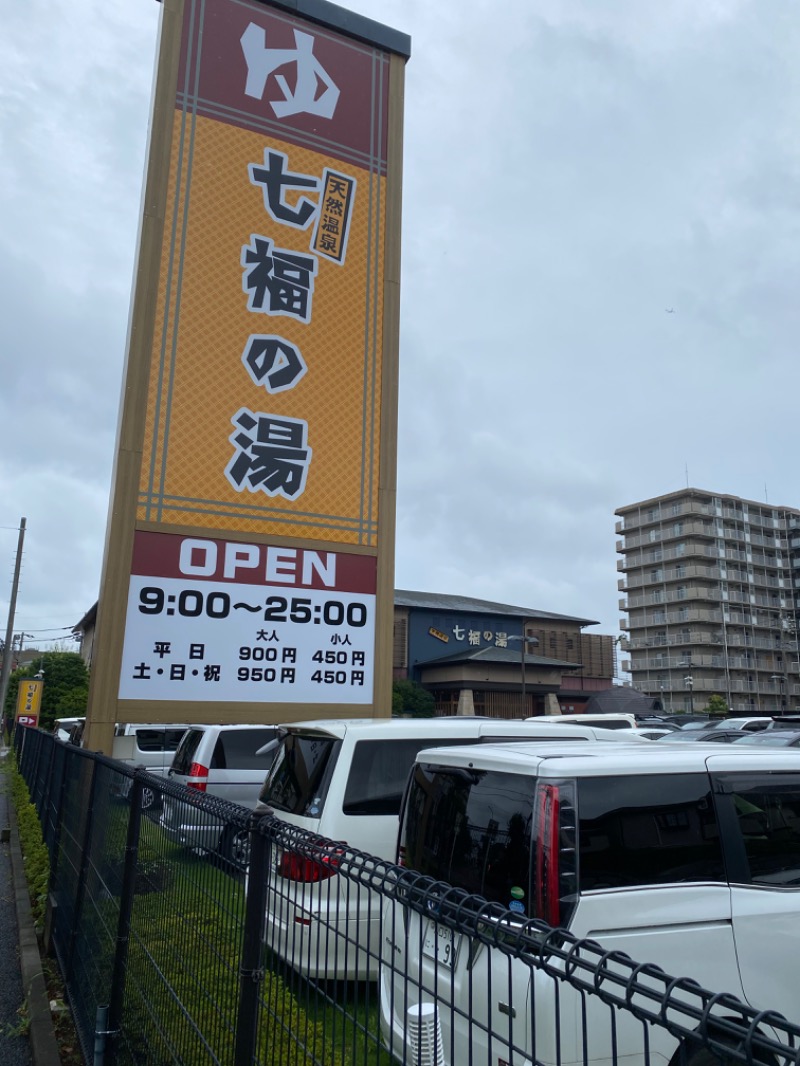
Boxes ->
[137,0,399,546]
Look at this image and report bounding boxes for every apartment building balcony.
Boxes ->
[615,505,710,534]
[630,654,712,671]
[618,521,717,552]
[722,611,784,630]
[725,679,800,696]
[625,633,721,651]
[618,565,722,591]
[623,587,719,610]
[725,633,793,651]
[628,608,723,626]
[631,653,796,673]
[649,677,727,694]
[752,548,783,562]
[620,543,718,570]
[750,531,786,550]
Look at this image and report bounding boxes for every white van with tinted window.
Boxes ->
[257,718,648,980]
[111,723,192,811]
[381,741,800,1066]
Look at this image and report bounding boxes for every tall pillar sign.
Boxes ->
[85,0,409,752]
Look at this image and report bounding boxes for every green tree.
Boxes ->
[392,679,435,718]
[704,693,729,718]
[4,651,89,730]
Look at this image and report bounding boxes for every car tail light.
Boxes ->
[397,844,407,867]
[535,784,561,927]
[278,850,340,883]
[187,762,208,791]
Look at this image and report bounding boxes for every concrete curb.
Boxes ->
[8,800,62,1066]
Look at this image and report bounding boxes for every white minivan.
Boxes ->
[256,717,649,980]
[112,723,192,811]
[380,741,800,1066]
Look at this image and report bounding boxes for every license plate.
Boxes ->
[422,923,458,968]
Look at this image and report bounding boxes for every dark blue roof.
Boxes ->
[395,590,597,626]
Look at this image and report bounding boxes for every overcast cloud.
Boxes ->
[1,0,799,651]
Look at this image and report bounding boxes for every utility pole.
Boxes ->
[0,518,27,724]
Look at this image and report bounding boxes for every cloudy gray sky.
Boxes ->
[2,0,799,653]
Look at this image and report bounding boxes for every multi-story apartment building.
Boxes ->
[616,489,800,715]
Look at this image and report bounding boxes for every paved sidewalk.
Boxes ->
[0,747,32,1065]
[1,744,62,1066]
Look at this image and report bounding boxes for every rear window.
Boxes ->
[170,728,206,775]
[400,763,535,908]
[260,733,341,817]
[578,774,724,890]
[212,728,278,770]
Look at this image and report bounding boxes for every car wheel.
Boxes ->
[218,827,251,872]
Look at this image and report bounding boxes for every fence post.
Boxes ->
[39,735,56,824]
[31,729,45,805]
[105,771,144,1065]
[42,744,71,959]
[233,816,271,1066]
[67,754,100,975]
[48,745,70,888]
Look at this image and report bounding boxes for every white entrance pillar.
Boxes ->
[456,689,475,716]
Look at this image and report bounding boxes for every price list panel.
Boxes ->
[118,531,376,703]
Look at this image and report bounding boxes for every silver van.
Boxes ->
[160,724,280,867]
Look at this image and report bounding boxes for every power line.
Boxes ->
[11,626,76,634]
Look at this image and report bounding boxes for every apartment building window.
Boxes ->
[678,607,689,621]
[677,586,688,600]
[676,564,686,578]
[649,529,659,542]
[676,543,686,556]
[681,628,691,643]
[648,508,658,522]
[651,568,663,582]
[653,610,666,623]
[672,503,681,516]
[673,522,684,536]
[652,589,663,603]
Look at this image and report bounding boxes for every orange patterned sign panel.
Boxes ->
[138,0,398,546]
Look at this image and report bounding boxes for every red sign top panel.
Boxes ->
[177,0,390,171]
[131,530,377,594]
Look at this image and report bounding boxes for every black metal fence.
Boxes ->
[14,726,800,1066]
